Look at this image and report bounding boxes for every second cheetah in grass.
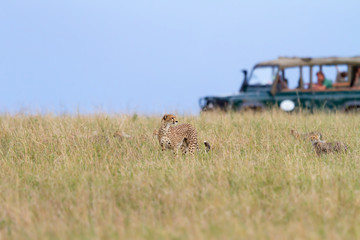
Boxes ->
[309,134,348,156]
[113,130,132,140]
[157,114,210,155]
[291,129,323,141]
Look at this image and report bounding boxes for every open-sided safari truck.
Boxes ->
[199,56,360,112]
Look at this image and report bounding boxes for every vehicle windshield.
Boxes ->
[248,66,279,86]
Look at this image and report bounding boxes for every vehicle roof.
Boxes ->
[256,56,360,68]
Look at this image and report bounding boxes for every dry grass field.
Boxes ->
[0,111,359,239]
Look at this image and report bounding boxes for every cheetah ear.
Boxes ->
[163,115,167,120]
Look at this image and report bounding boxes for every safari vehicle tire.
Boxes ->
[344,101,360,113]
[345,105,360,112]
[237,102,265,112]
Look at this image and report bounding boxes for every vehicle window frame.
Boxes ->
[248,65,279,87]
[274,64,355,94]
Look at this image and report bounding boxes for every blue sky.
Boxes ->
[0,0,359,114]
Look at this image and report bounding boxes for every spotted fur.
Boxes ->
[310,134,348,156]
[157,114,209,155]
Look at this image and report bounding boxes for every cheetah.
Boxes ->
[291,129,323,141]
[113,130,132,140]
[157,114,210,155]
[309,134,348,156]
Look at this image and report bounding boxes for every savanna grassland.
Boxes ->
[0,111,359,240]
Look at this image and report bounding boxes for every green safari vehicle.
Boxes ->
[199,56,360,112]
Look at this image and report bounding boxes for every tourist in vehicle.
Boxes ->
[336,72,347,83]
[352,67,360,88]
[312,71,332,90]
[282,78,288,89]
[332,66,350,88]
[276,75,288,91]
[335,65,347,83]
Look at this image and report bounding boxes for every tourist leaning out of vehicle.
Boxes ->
[312,71,332,90]
[352,67,360,88]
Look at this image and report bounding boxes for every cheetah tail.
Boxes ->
[204,141,211,153]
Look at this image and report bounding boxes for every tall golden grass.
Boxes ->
[0,111,359,239]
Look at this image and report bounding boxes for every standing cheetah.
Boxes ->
[157,114,210,155]
[309,134,348,156]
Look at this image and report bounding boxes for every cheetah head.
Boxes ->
[309,134,321,144]
[161,114,178,126]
